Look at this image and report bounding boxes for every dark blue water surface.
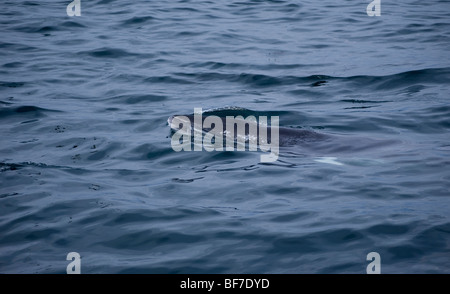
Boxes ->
[1,0,450,273]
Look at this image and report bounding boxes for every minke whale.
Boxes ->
[167,114,327,147]
[167,107,399,164]
[167,108,329,162]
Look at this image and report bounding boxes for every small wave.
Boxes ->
[121,16,156,26]
[0,81,25,88]
[60,21,86,29]
[104,94,168,104]
[79,48,148,59]
[171,67,450,89]
[0,105,59,119]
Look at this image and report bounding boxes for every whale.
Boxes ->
[167,112,328,148]
[167,108,399,162]
[168,114,328,147]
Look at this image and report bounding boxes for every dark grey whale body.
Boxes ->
[168,114,328,148]
[168,111,399,160]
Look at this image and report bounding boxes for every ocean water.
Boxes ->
[1,0,450,274]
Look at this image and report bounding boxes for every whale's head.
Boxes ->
[168,115,194,131]
[167,115,175,127]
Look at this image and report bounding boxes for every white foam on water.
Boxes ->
[314,157,344,166]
